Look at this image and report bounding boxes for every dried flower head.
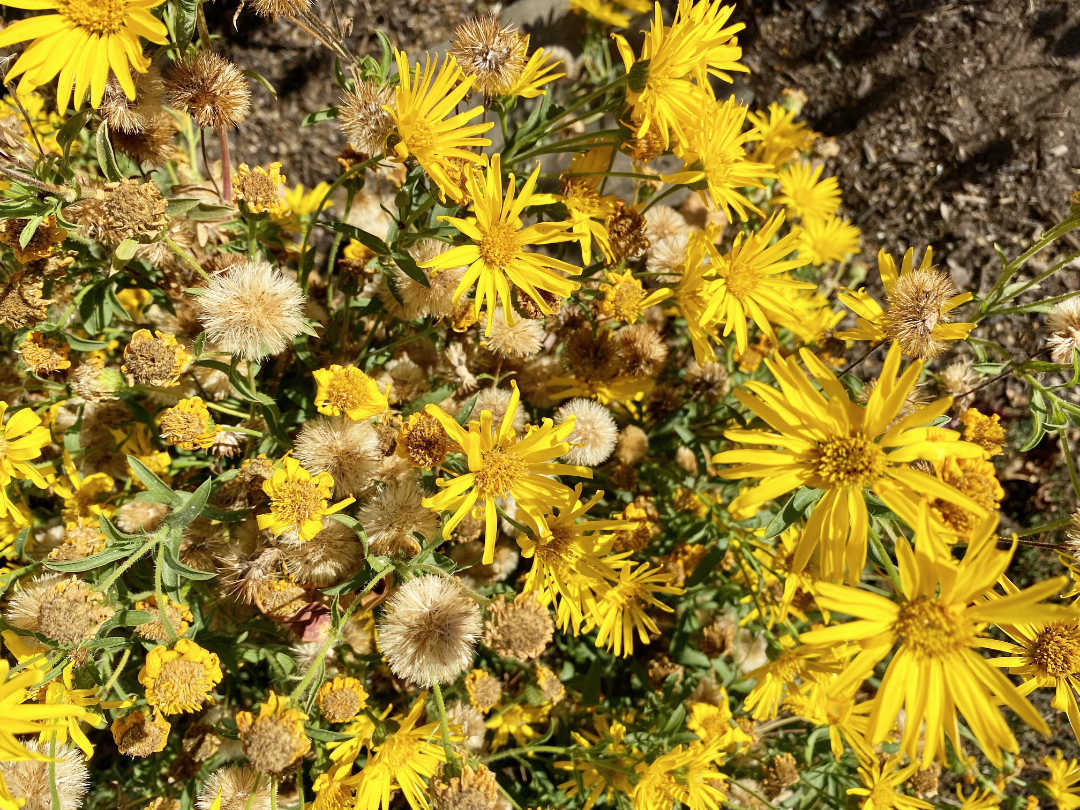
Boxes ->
[358,478,440,557]
[466,386,527,434]
[483,308,545,358]
[316,676,369,724]
[1048,298,1080,365]
[535,664,565,704]
[280,517,364,587]
[235,692,311,775]
[197,261,307,361]
[111,710,171,758]
[292,417,381,498]
[396,411,450,468]
[606,201,650,263]
[166,52,251,130]
[0,272,52,328]
[555,398,618,466]
[134,594,194,642]
[484,592,553,661]
[110,113,178,166]
[70,180,167,247]
[0,217,65,263]
[0,741,88,810]
[159,397,216,450]
[450,16,527,96]
[99,71,164,134]
[614,323,668,377]
[5,574,111,654]
[464,668,502,712]
[139,638,223,715]
[615,424,649,465]
[338,80,394,156]
[247,0,310,18]
[122,329,190,387]
[197,767,272,810]
[377,574,482,687]
[19,331,70,375]
[430,763,503,810]
[881,267,960,359]
[233,163,288,216]
[447,701,486,752]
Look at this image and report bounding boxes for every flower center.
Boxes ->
[474,447,526,498]
[326,377,366,413]
[154,659,213,710]
[867,784,899,809]
[58,0,126,35]
[718,260,761,301]
[1030,623,1080,678]
[810,435,884,487]
[271,479,325,524]
[893,596,969,659]
[479,222,518,269]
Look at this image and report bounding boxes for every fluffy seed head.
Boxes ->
[5,574,111,653]
[0,742,88,810]
[377,574,482,687]
[99,71,164,134]
[292,416,381,497]
[615,424,649,465]
[881,267,958,359]
[197,261,307,361]
[466,387,526,434]
[1047,298,1080,365]
[338,81,395,157]
[483,309,545,358]
[450,16,527,96]
[110,114,178,166]
[614,323,668,377]
[280,518,364,587]
[484,592,553,661]
[447,701,487,752]
[166,52,251,130]
[197,767,272,810]
[357,478,440,557]
[555,398,617,466]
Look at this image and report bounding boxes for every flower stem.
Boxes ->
[218,124,233,205]
[432,682,459,774]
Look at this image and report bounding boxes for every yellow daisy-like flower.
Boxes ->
[0,659,93,761]
[837,246,974,360]
[390,49,493,203]
[712,342,985,583]
[662,94,772,221]
[612,0,747,150]
[38,662,126,759]
[53,451,114,529]
[316,676,369,724]
[345,695,447,810]
[560,148,619,266]
[0,0,168,111]
[801,507,1076,767]
[236,691,311,776]
[257,457,354,542]
[507,42,564,99]
[158,397,216,451]
[569,0,648,28]
[1042,750,1080,810]
[486,702,549,750]
[632,741,729,810]
[674,228,724,364]
[598,269,671,323]
[773,161,841,222]
[0,402,50,526]
[847,754,931,810]
[700,210,813,353]
[233,162,288,216]
[422,153,581,335]
[421,382,591,565]
[312,364,389,420]
[585,561,682,657]
[747,101,819,169]
[796,214,861,266]
[138,638,223,715]
[274,181,333,230]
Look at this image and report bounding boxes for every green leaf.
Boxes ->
[165,197,203,217]
[62,333,108,351]
[319,220,390,255]
[160,542,216,581]
[95,122,123,181]
[45,544,138,572]
[165,477,213,529]
[18,216,41,249]
[301,107,339,127]
[127,455,181,506]
[402,385,454,416]
[764,488,821,539]
[173,0,198,50]
[242,68,278,98]
[56,109,90,159]
[392,251,429,288]
[306,727,354,743]
[114,238,138,261]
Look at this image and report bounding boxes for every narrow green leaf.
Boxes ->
[127,455,181,506]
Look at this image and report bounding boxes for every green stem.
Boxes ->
[431,682,459,772]
[1060,433,1080,504]
[980,216,1080,313]
[154,542,178,643]
[163,236,209,281]
[868,531,902,592]
[49,734,61,810]
[1010,516,1073,538]
[96,541,155,593]
[482,744,569,764]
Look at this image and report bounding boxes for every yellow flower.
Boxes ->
[773,160,841,222]
[122,329,190,387]
[421,382,591,564]
[0,0,168,111]
[257,457,354,542]
[700,210,813,353]
[847,755,932,810]
[345,695,447,810]
[837,246,974,359]
[0,403,50,525]
[598,269,672,323]
[0,659,93,761]
[236,692,311,776]
[422,153,581,335]
[316,676,369,724]
[801,507,1077,766]
[233,162,288,216]
[632,741,729,810]
[586,562,682,656]
[784,671,872,759]
[506,43,564,98]
[613,0,747,150]
[796,214,861,266]
[390,49,493,202]
[662,94,772,222]
[962,407,1005,457]
[1042,750,1080,810]
[38,663,127,758]
[712,343,985,583]
[159,397,216,451]
[52,451,114,529]
[560,148,619,265]
[747,101,818,168]
[486,702,549,750]
[275,181,333,230]
[139,638,223,715]
[569,0,648,27]
[312,365,389,420]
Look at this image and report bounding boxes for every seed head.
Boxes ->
[0,742,88,810]
[484,593,553,661]
[166,52,252,130]
[69,180,167,247]
[338,80,394,157]
[111,710,171,758]
[196,767,272,810]
[1047,298,1080,365]
[450,16,527,96]
[881,267,958,359]
[431,763,503,810]
[235,692,311,776]
[292,416,381,498]
[358,478,440,558]
[555,398,618,466]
